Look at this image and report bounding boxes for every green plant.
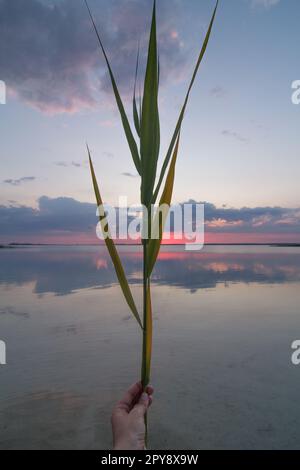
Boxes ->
[85,0,218,440]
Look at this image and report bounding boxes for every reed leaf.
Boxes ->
[133,46,141,137]
[87,145,142,329]
[140,0,160,208]
[147,133,180,276]
[152,0,219,204]
[85,0,219,443]
[84,0,141,175]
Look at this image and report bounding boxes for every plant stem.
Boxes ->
[141,207,153,389]
[141,238,148,389]
[141,238,149,447]
[141,211,153,447]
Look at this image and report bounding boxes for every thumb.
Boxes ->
[131,392,149,417]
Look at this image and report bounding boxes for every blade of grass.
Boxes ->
[85,0,141,175]
[140,0,160,207]
[152,0,219,204]
[147,133,180,276]
[87,145,142,329]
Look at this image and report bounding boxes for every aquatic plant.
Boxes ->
[85,0,218,441]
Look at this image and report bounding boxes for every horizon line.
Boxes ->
[2,242,300,248]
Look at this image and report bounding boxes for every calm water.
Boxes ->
[0,245,299,450]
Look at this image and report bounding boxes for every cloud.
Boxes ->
[3,176,36,186]
[54,161,86,168]
[102,151,114,159]
[0,0,188,114]
[0,197,299,243]
[210,86,227,99]
[222,129,248,143]
[121,172,138,178]
[251,0,280,8]
[0,306,30,319]
[194,201,300,233]
[0,197,95,238]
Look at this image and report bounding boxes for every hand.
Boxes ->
[111,382,154,450]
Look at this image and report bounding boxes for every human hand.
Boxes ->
[111,382,154,451]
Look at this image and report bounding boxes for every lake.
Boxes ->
[0,245,299,450]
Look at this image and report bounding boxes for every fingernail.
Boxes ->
[141,392,148,401]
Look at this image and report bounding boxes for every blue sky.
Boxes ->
[0,0,299,242]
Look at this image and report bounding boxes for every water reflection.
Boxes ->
[1,245,300,450]
[0,246,300,295]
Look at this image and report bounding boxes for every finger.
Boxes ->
[131,392,150,417]
[146,385,154,396]
[116,382,143,413]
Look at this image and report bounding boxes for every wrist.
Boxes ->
[113,437,143,451]
[113,441,134,451]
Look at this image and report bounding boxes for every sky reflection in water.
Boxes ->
[0,246,300,450]
[0,245,300,295]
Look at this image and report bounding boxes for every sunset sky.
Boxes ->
[0,0,299,244]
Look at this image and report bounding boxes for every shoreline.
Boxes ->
[1,243,300,249]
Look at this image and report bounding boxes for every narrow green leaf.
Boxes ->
[139,82,142,127]
[152,0,219,204]
[85,0,141,175]
[140,0,160,208]
[133,45,141,138]
[87,145,143,329]
[157,50,160,88]
[147,133,180,276]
